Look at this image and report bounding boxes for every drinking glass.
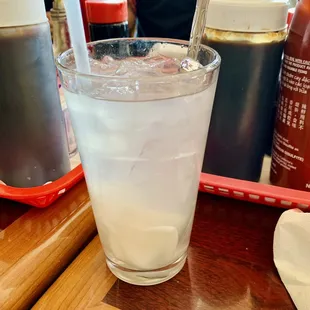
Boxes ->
[57,38,220,285]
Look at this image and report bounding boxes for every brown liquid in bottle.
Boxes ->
[270,0,310,190]
[202,30,285,182]
[0,22,70,187]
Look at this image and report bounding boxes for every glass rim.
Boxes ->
[56,37,221,82]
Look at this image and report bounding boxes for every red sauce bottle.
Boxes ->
[80,0,91,42]
[270,0,310,190]
[86,0,129,41]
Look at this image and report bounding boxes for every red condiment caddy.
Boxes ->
[0,165,83,208]
[199,170,310,212]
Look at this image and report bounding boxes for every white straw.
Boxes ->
[63,0,90,74]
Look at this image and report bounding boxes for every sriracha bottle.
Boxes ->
[270,0,310,190]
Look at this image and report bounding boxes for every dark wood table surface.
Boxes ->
[34,192,296,310]
[0,181,97,310]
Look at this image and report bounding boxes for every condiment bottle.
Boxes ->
[0,0,70,188]
[270,0,310,191]
[266,7,296,156]
[86,0,129,41]
[202,0,288,182]
[51,0,77,157]
[80,0,91,42]
[50,0,70,55]
[287,7,296,26]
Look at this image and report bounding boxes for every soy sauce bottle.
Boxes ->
[0,0,70,187]
[202,0,288,182]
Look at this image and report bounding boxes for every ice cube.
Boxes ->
[179,57,203,73]
[161,58,180,74]
[101,56,114,64]
[89,55,185,78]
[110,225,179,270]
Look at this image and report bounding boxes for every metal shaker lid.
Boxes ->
[206,0,289,33]
[0,0,47,27]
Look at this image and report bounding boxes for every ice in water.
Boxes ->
[89,54,202,77]
[64,54,216,271]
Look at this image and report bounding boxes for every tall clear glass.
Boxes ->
[57,38,220,286]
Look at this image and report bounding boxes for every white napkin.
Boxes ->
[274,209,310,310]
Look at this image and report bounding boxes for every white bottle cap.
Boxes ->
[0,0,47,27]
[206,0,289,33]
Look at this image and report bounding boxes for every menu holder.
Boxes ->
[199,156,310,211]
[0,154,84,208]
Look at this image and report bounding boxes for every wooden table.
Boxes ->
[34,193,296,310]
[0,181,97,310]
